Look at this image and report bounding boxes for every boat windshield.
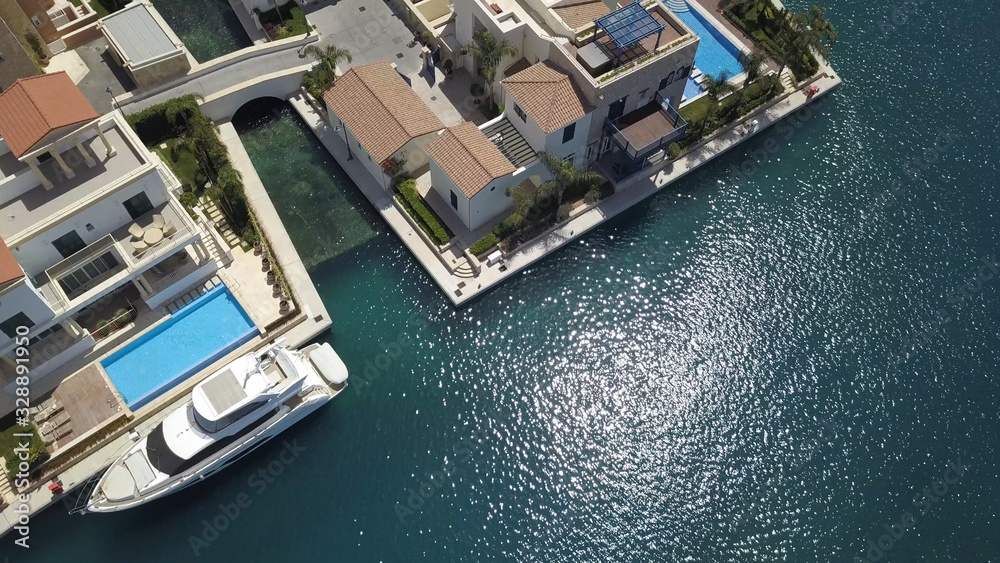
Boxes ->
[194,399,265,433]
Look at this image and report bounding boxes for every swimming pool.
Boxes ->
[102,285,258,410]
[671,2,744,99]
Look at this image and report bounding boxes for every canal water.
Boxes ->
[8,0,1000,561]
[152,0,252,63]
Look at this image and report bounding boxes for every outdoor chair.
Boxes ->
[152,214,166,230]
[132,239,149,254]
[162,221,177,237]
[128,223,145,239]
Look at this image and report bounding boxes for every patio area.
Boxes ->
[408,66,493,127]
[41,363,124,451]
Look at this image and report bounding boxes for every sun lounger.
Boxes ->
[39,411,71,433]
[28,397,59,415]
[128,223,145,239]
[33,401,64,423]
[42,424,72,446]
[152,214,166,230]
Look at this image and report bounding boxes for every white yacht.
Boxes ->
[81,341,347,513]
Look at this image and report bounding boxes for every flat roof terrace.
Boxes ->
[563,8,686,79]
[0,125,145,241]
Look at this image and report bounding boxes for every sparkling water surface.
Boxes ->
[7,0,1000,561]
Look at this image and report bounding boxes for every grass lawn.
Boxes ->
[680,95,714,125]
[0,420,48,474]
[86,0,116,18]
[153,138,202,190]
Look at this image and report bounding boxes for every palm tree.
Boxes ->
[305,44,353,77]
[460,30,518,110]
[738,48,769,88]
[702,70,736,101]
[539,153,604,209]
[775,4,837,78]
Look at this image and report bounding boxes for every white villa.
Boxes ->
[0,73,221,415]
[323,0,706,232]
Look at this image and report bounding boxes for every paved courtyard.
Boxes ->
[304,0,425,76]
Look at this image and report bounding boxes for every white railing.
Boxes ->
[90,303,137,342]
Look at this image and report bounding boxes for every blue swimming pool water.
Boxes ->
[101,285,258,409]
[673,3,744,99]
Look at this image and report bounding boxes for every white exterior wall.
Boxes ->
[468,173,521,231]
[0,282,57,348]
[429,158,472,227]
[10,170,169,277]
[501,89,593,167]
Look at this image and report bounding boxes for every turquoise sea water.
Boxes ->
[101,286,258,408]
[9,0,1000,561]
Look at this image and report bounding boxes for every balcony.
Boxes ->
[604,92,687,173]
[35,197,199,313]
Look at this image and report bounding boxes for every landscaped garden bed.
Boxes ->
[257,1,309,40]
[396,179,452,246]
[0,418,48,479]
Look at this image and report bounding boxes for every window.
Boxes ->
[608,96,628,120]
[562,122,576,144]
[659,70,676,91]
[450,191,458,210]
[52,230,86,259]
[678,66,691,79]
[638,88,649,99]
[585,141,598,160]
[31,16,42,27]
[123,192,154,219]
[563,153,575,163]
[0,313,32,339]
[58,251,121,298]
[514,104,527,122]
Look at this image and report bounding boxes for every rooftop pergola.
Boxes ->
[593,2,665,67]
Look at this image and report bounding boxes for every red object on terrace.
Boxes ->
[48,481,64,494]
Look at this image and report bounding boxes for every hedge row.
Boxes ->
[398,180,451,245]
[468,233,497,256]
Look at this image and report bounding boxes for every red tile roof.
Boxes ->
[426,122,516,198]
[0,237,23,286]
[0,72,99,158]
[322,62,444,163]
[501,61,591,133]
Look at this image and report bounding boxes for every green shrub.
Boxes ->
[584,188,601,204]
[179,191,199,208]
[258,2,309,37]
[397,180,451,245]
[667,142,681,160]
[557,203,573,222]
[492,212,523,238]
[468,233,498,256]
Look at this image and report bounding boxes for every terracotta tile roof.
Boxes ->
[551,0,611,30]
[501,61,592,134]
[427,122,516,198]
[0,237,23,286]
[503,58,532,78]
[0,72,99,158]
[322,62,444,163]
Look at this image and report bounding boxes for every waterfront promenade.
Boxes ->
[296,66,842,306]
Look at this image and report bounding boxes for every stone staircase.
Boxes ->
[664,0,689,13]
[0,459,16,507]
[454,259,476,279]
[162,276,227,314]
[199,196,241,248]
[779,68,797,92]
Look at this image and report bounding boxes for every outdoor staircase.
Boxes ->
[200,225,230,268]
[779,68,797,92]
[199,196,241,248]
[162,276,226,314]
[454,259,476,279]
[664,0,689,13]
[0,459,16,507]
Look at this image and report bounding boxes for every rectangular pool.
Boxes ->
[102,285,258,410]
[671,2,744,99]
